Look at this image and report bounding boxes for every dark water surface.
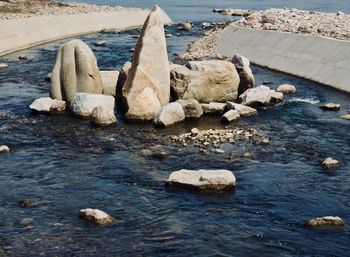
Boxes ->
[1,2,350,257]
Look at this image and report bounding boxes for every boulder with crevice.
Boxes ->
[50,39,103,104]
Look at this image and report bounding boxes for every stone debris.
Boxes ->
[276,84,296,94]
[0,63,8,68]
[0,145,10,153]
[170,128,259,149]
[235,8,350,41]
[220,109,240,124]
[321,157,341,170]
[78,208,114,225]
[304,216,345,228]
[166,169,236,192]
[214,9,251,17]
[29,97,66,113]
[201,102,227,115]
[319,103,341,111]
[340,114,350,120]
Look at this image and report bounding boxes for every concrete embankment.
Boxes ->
[217,26,350,93]
[0,9,150,56]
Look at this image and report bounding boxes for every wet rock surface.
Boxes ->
[239,85,284,107]
[319,103,341,111]
[321,157,341,170]
[304,216,345,228]
[0,145,10,154]
[29,97,66,113]
[78,208,114,225]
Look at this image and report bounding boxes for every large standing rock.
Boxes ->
[166,169,236,192]
[154,102,185,127]
[170,61,240,103]
[231,54,255,95]
[29,97,66,113]
[177,99,203,119]
[70,93,115,118]
[100,71,119,96]
[239,85,283,107]
[122,6,171,121]
[50,39,103,104]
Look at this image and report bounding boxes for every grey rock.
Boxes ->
[154,102,185,127]
[177,99,203,119]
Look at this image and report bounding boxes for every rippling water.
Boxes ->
[1,2,350,257]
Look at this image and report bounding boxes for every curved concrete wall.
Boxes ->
[0,10,150,57]
[217,26,350,93]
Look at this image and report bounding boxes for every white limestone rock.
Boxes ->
[201,102,226,115]
[304,216,345,228]
[239,85,283,107]
[91,105,117,126]
[78,208,113,225]
[50,39,103,104]
[0,145,10,154]
[154,102,185,127]
[100,71,119,96]
[166,169,236,191]
[277,84,296,94]
[70,93,115,118]
[321,157,341,170]
[319,103,341,111]
[29,97,66,113]
[122,6,171,121]
[226,102,257,116]
[220,110,240,124]
[177,99,203,119]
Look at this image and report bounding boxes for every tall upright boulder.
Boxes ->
[231,54,255,95]
[50,39,103,104]
[122,6,171,121]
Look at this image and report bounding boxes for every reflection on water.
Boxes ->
[0,17,350,257]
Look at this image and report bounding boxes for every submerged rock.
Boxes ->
[78,208,113,225]
[277,84,296,94]
[100,71,119,97]
[177,99,203,119]
[319,103,341,111]
[216,9,251,16]
[226,102,257,116]
[50,39,103,104]
[94,40,106,47]
[70,93,115,118]
[18,55,28,60]
[122,6,171,121]
[201,102,226,114]
[340,114,350,120]
[231,54,255,95]
[321,157,341,170]
[154,102,185,127]
[221,110,240,124]
[166,169,236,192]
[181,22,193,31]
[304,216,345,228]
[91,105,117,127]
[0,145,10,154]
[29,97,66,113]
[0,63,8,68]
[18,199,34,208]
[171,61,240,103]
[239,85,283,107]
[20,218,34,226]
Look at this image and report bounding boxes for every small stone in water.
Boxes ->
[94,41,106,47]
[304,216,345,228]
[18,199,34,208]
[319,103,341,111]
[243,152,252,158]
[262,81,273,85]
[261,138,270,145]
[0,145,10,153]
[321,157,341,170]
[78,208,114,225]
[20,218,34,226]
[0,63,8,68]
[340,114,350,120]
[191,128,199,136]
[18,55,28,60]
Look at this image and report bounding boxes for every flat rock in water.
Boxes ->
[0,145,10,154]
[321,157,341,169]
[177,99,203,119]
[70,93,115,118]
[29,97,66,113]
[154,102,185,127]
[304,216,345,228]
[226,102,257,116]
[78,208,113,225]
[100,71,119,96]
[277,84,296,94]
[221,110,240,124]
[0,63,8,68]
[166,169,236,192]
[340,114,350,120]
[239,85,283,107]
[201,102,226,115]
[319,103,341,111]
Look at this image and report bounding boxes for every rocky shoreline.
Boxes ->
[0,0,140,20]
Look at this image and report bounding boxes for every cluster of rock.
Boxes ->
[213,8,251,17]
[234,8,350,41]
[0,0,138,20]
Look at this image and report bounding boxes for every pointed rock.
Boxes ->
[122,6,171,121]
[50,39,103,104]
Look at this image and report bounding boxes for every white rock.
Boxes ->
[177,99,203,119]
[78,208,113,225]
[122,6,171,121]
[70,93,115,118]
[239,85,283,107]
[319,103,341,111]
[0,145,10,153]
[277,84,296,94]
[221,110,240,124]
[166,169,236,191]
[340,114,350,120]
[181,22,193,30]
[0,63,8,68]
[322,157,341,169]
[100,71,119,96]
[91,105,117,126]
[201,102,226,114]
[29,97,66,113]
[154,102,185,127]
[226,102,257,116]
[304,216,345,227]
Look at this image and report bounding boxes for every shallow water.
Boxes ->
[1,3,350,257]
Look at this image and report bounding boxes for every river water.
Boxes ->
[0,1,350,257]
